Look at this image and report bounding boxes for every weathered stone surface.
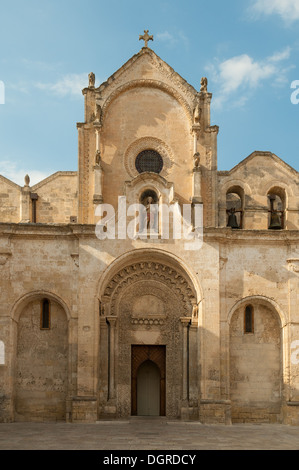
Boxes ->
[0,43,298,425]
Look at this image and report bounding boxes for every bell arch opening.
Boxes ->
[226,186,244,229]
[267,187,286,230]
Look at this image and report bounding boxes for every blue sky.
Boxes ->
[0,0,298,185]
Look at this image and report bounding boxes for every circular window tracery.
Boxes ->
[135,150,163,174]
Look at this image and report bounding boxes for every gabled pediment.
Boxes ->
[92,47,204,124]
[219,151,298,179]
[97,47,198,101]
[0,174,21,190]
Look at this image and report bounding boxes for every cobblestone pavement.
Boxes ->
[0,418,299,450]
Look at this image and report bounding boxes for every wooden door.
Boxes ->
[131,345,166,416]
[137,360,160,416]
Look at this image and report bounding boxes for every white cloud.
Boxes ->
[268,46,291,62]
[251,0,299,23]
[35,73,88,98]
[206,47,292,108]
[0,160,50,186]
[156,30,189,49]
[156,31,174,43]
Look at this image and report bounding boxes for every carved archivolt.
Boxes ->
[102,261,196,316]
[101,79,193,125]
[123,136,174,178]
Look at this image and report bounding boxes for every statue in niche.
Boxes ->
[193,104,201,124]
[95,150,101,165]
[200,77,208,93]
[146,196,154,229]
[95,102,102,122]
[193,152,200,168]
[140,195,158,233]
[192,303,198,319]
[88,72,95,87]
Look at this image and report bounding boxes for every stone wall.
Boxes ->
[0,223,298,424]
[229,303,282,423]
[0,172,78,224]
[15,299,68,422]
[30,172,78,224]
[0,176,20,223]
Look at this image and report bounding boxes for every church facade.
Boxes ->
[1,34,299,425]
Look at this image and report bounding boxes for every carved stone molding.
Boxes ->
[0,252,12,266]
[70,253,79,268]
[102,261,196,316]
[131,317,165,326]
[220,257,228,270]
[287,259,299,273]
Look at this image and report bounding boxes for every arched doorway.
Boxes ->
[137,360,160,416]
[98,250,201,420]
[131,345,166,417]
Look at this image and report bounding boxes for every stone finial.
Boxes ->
[139,30,154,48]
[88,72,95,88]
[200,77,208,93]
[24,174,30,186]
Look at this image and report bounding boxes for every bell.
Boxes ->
[269,211,282,229]
[227,209,239,229]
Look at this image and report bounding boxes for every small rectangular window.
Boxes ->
[41,299,51,329]
[244,305,254,334]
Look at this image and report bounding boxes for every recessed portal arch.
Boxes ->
[97,249,201,420]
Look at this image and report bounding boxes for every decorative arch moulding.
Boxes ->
[101,79,194,125]
[101,260,197,317]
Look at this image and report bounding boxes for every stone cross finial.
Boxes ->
[139,30,153,48]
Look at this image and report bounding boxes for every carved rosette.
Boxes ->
[123,136,174,179]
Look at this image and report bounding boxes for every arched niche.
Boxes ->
[228,296,285,424]
[10,291,71,422]
[226,186,244,229]
[267,186,286,230]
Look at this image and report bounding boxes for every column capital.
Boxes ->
[107,316,117,326]
[180,317,192,326]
